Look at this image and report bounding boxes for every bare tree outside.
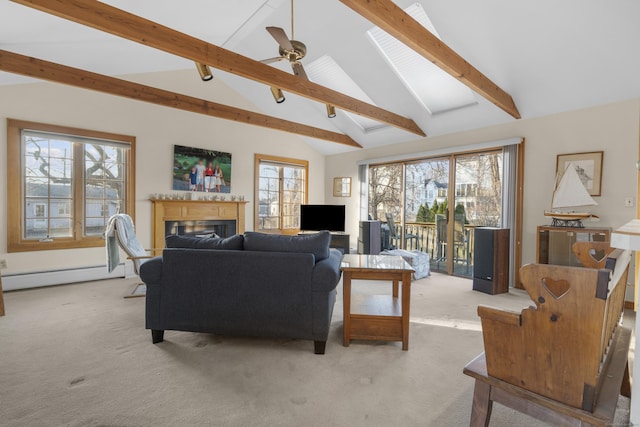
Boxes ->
[455,153,502,227]
[24,134,127,238]
[368,164,403,221]
[405,160,449,222]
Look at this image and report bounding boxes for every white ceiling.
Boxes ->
[1,0,640,155]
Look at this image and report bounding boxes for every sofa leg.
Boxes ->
[314,340,326,355]
[151,330,164,344]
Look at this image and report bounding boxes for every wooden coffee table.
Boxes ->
[341,254,414,350]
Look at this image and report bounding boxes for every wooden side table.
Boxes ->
[341,254,414,350]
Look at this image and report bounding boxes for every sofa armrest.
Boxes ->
[311,249,343,292]
[139,256,163,285]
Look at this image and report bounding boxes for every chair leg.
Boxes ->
[314,340,326,355]
[151,329,164,344]
[470,380,493,427]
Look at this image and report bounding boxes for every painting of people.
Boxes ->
[173,145,232,193]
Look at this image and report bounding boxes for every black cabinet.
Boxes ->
[330,233,350,255]
[473,227,510,295]
[358,221,381,254]
[299,232,350,254]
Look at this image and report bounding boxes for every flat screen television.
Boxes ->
[300,205,346,232]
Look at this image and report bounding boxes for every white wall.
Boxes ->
[0,69,326,275]
[2,70,638,277]
[325,98,640,267]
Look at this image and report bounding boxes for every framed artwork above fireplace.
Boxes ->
[173,144,232,193]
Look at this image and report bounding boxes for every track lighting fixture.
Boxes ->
[326,104,336,118]
[270,86,286,103]
[195,62,213,81]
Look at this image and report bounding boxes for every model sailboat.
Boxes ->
[544,163,598,227]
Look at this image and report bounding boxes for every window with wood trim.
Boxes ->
[254,154,308,233]
[7,119,135,252]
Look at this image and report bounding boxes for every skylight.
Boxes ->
[304,55,387,132]
[367,3,477,115]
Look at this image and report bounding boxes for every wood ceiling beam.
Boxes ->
[339,0,521,120]
[0,50,362,148]
[10,0,426,137]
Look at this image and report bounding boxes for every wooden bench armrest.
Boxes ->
[478,305,521,326]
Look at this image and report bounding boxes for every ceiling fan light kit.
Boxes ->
[194,62,213,81]
[270,86,286,103]
[263,1,318,109]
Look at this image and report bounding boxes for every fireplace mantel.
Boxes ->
[151,199,248,248]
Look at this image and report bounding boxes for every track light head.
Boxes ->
[326,104,336,118]
[195,62,213,81]
[270,86,285,103]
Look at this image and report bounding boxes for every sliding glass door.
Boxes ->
[404,158,450,273]
[452,152,503,276]
[368,149,507,278]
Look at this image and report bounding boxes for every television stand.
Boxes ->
[299,231,350,254]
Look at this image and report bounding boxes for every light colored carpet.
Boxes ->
[0,273,631,426]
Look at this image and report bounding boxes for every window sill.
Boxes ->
[8,237,106,253]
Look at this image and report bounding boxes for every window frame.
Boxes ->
[254,154,309,235]
[7,119,136,252]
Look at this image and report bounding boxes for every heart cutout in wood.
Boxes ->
[589,248,607,263]
[541,277,571,300]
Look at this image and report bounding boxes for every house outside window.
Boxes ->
[254,154,308,234]
[7,119,135,252]
[57,202,71,216]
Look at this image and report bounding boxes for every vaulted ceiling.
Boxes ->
[1,0,640,155]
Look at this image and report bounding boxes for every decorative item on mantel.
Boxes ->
[544,163,599,228]
[150,193,245,202]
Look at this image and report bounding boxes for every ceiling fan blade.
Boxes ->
[260,56,285,64]
[291,62,309,80]
[266,26,294,51]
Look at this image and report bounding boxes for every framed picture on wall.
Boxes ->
[556,151,603,196]
[173,145,232,193]
[333,177,352,197]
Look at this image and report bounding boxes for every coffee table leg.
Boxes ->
[392,279,399,298]
[343,272,352,347]
[401,271,411,351]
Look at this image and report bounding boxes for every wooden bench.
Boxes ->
[464,248,631,426]
[573,241,614,269]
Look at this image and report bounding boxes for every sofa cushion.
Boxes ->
[244,231,331,261]
[165,234,244,250]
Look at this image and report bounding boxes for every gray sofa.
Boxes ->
[139,231,342,354]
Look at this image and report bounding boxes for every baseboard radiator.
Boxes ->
[2,264,127,291]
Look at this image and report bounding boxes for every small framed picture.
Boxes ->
[556,151,603,196]
[333,177,351,197]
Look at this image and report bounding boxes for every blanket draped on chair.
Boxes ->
[104,214,147,273]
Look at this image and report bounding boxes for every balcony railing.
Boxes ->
[385,221,476,277]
